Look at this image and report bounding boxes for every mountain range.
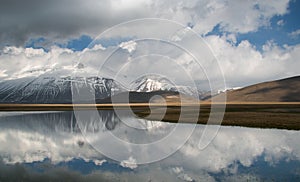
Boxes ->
[0,73,299,104]
[0,74,202,104]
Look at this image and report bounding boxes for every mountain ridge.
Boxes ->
[0,76,125,104]
[210,75,300,102]
[0,74,204,104]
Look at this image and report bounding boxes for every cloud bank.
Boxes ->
[0,35,299,87]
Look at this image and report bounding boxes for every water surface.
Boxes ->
[0,111,299,181]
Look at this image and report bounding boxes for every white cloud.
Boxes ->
[0,70,7,78]
[119,40,137,53]
[203,35,300,87]
[23,47,46,57]
[289,29,300,39]
[0,45,118,80]
[150,0,290,34]
[94,159,107,166]
[172,166,184,174]
[120,156,138,169]
[3,46,23,55]
[111,0,152,11]
[277,19,284,26]
[171,167,194,181]
[174,126,300,173]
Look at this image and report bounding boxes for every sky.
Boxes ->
[0,0,300,88]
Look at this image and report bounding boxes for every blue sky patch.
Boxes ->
[66,35,93,51]
[205,0,300,51]
[25,37,50,52]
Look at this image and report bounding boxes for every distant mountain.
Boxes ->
[131,75,205,99]
[0,73,207,104]
[0,75,196,104]
[211,76,300,102]
[0,76,125,104]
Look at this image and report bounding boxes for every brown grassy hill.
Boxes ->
[211,76,300,102]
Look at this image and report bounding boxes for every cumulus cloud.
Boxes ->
[0,0,291,47]
[203,35,300,87]
[151,0,290,34]
[119,40,137,53]
[0,44,119,80]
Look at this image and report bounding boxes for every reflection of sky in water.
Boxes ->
[0,111,299,181]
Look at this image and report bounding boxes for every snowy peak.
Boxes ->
[131,75,203,98]
[132,76,175,92]
[137,78,163,92]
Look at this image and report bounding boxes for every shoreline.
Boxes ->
[0,102,299,130]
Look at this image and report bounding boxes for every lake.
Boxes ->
[0,111,299,181]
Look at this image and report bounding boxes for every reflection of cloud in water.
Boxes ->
[0,111,300,180]
[0,111,174,164]
[0,158,185,182]
[175,126,300,172]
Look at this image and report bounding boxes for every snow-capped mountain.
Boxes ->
[0,75,125,104]
[131,75,205,98]
[132,76,175,92]
[0,68,208,104]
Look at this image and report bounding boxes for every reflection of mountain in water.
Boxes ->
[0,110,125,165]
[0,110,120,132]
[0,110,171,165]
